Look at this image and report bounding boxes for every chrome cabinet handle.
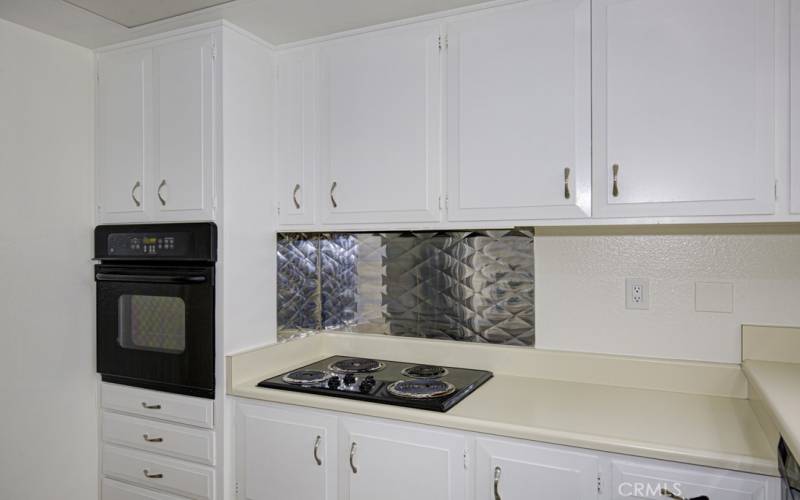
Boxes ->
[349,442,358,474]
[141,402,161,410]
[143,434,163,443]
[330,181,338,208]
[493,466,502,500]
[293,184,301,209]
[131,181,141,207]
[313,435,322,466]
[143,469,163,479]
[660,489,709,500]
[157,179,167,206]
[564,167,571,199]
[612,164,620,197]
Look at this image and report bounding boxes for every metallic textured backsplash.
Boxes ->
[277,230,535,346]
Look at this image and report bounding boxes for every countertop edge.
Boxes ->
[743,360,800,462]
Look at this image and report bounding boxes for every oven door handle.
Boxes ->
[95,273,207,284]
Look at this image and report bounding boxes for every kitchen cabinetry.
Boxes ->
[96,46,151,222]
[475,437,601,500]
[96,32,217,223]
[445,0,591,221]
[316,24,442,225]
[592,0,776,218]
[340,417,467,500]
[235,402,338,500]
[276,48,317,226]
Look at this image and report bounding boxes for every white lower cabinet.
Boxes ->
[610,457,780,500]
[235,401,338,500]
[340,417,467,500]
[475,437,601,500]
[102,478,191,500]
[233,399,779,500]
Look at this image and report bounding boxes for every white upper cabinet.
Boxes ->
[445,0,592,221]
[593,0,777,218]
[96,47,152,223]
[236,402,338,500]
[340,417,466,500]
[152,34,216,220]
[276,49,317,226]
[475,437,601,500]
[792,0,800,214]
[317,24,442,225]
[96,32,217,224]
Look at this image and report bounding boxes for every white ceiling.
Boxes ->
[0,0,495,48]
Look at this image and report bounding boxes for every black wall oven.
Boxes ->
[95,223,217,399]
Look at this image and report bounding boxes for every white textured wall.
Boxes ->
[0,19,96,500]
[535,226,800,363]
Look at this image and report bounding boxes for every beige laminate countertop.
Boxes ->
[743,360,800,461]
[230,348,777,476]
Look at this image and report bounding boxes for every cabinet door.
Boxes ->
[475,437,600,500]
[792,0,800,214]
[236,401,337,500]
[96,48,152,223]
[152,34,215,221]
[276,48,316,226]
[446,0,591,222]
[340,417,466,500]
[317,25,442,225]
[593,0,776,218]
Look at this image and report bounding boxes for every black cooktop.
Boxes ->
[257,355,493,412]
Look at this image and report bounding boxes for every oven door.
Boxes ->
[96,264,215,398]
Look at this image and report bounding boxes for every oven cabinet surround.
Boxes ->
[445,0,592,222]
[232,399,780,500]
[96,31,218,224]
[592,0,777,218]
[275,0,793,230]
[100,383,217,500]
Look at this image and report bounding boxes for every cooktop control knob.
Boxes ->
[327,376,341,389]
[358,377,376,394]
[343,373,356,385]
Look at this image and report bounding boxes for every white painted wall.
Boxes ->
[535,226,800,364]
[0,18,96,500]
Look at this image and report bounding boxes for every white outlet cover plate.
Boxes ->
[625,278,650,310]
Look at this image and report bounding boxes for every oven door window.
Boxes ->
[118,295,186,354]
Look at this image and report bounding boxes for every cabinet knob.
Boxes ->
[140,402,161,410]
[143,434,163,443]
[158,179,167,206]
[330,181,338,208]
[493,466,502,500]
[131,181,141,207]
[143,469,163,479]
[293,184,301,209]
[564,167,571,200]
[612,164,620,197]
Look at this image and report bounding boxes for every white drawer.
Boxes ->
[103,445,215,500]
[102,383,214,429]
[611,459,773,500]
[103,411,215,465]
[102,478,190,500]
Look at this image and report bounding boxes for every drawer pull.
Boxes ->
[493,466,502,500]
[141,402,162,410]
[143,434,163,443]
[313,435,322,466]
[143,469,163,479]
[660,488,709,500]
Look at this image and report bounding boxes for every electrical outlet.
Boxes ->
[626,278,649,310]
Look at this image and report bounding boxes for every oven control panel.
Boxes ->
[107,232,190,257]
